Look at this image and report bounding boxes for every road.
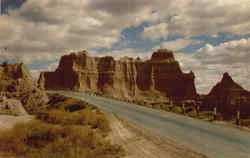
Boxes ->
[58,91,250,158]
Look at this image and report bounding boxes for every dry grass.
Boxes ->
[37,108,110,133]
[0,93,124,158]
[0,121,123,158]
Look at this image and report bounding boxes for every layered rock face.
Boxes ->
[39,49,197,100]
[0,63,48,114]
[204,72,250,118]
[0,96,28,116]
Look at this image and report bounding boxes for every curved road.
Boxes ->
[59,91,250,158]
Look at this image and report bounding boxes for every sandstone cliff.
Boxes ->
[0,63,48,114]
[204,72,250,119]
[39,49,197,101]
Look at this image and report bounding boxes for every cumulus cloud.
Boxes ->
[1,0,250,65]
[0,0,166,65]
[140,23,169,41]
[176,38,250,94]
[160,38,202,51]
[140,0,250,39]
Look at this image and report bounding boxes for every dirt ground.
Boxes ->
[0,115,33,131]
[107,114,210,158]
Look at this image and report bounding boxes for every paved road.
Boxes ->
[58,91,250,158]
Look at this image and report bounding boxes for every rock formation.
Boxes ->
[204,72,250,119]
[0,63,48,114]
[0,96,28,116]
[39,49,197,101]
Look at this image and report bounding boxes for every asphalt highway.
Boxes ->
[58,91,250,158]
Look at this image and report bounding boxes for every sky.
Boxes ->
[0,0,250,94]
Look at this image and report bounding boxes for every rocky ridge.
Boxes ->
[204,72,250,118]
[39,49,197,101]
[0,63,48,114]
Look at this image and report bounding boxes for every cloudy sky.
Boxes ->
[0,0,250,94]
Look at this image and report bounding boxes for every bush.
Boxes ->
[0,121,121,158]
[0,95,122,158]
[47,93,90,111]
[37,108,110,133]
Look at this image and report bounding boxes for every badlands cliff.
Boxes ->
[0,63,48,114]
[203,72,250,118]
[39,49,197,101]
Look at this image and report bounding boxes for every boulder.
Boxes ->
[0,96,28,116]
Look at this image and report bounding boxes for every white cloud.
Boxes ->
[0,0,169,65]
[139,0,250,38]
[176,38,250,94]
[140,23,169,41]
[160,39,202,51]
[167,0,250,37]
[1,0,250,65]
[30,61,59,81]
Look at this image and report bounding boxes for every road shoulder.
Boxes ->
[107,114,210,158]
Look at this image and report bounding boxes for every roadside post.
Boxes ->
[236,111,240,126]
[196,103,200,117]
[213,107,217,121]
[182,102,186,115]
[169,100,173,111]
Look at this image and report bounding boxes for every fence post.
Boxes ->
[182,102,186,115]
[236,111,240,126]
[196,104,200,117]
[213,107,217,121]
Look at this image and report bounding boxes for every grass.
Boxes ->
[37,108,110,133]
[0,121,122,158]
[0,93,124,158]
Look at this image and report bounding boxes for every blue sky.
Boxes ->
[1,0,250,93]
[0,0,26,14]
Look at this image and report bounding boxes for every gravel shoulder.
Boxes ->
[107,114,209,158]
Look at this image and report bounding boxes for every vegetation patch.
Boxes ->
[0,93,124,158]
